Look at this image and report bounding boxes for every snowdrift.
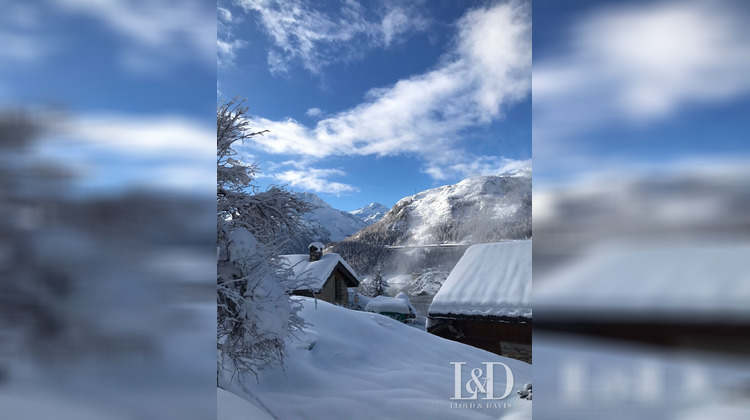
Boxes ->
[220,297,531,420]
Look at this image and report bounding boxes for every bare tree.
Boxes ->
[217,98,311,383]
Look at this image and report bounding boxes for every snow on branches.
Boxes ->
[217,98,310,381]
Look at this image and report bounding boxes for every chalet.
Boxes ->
[281,242,360,307]
[427,240,531,363]
[534,241,750,355]
[365,292,417,323]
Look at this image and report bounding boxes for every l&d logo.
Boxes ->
[450,362,515,400]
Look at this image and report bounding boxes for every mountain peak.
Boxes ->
[295,191,328,207]
[349,202,389,225]
[289,192,367,246]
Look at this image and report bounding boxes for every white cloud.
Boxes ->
[534,0,750,148]
[266,50,290,75]
[272,168,359,196]
[305,108,323,118]
[381,7,411,47]
[37,113,214,194]
[497,158,532,174]
[423,156,531,181]
[68,114,213,159]
[218,38,247,67]
[149,163,215,194]
[236,0,430,75]
[242,1,531,181]
[218,3,247,66]
[0,3,51,63]
[218,6,233,24]
[50,0,215,68]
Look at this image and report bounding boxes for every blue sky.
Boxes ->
[2,0,216,195]
[218,0,531,211]
[532,0,750,185]
[3,0,747,206]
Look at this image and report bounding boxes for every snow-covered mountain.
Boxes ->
[295,192,368,243]
[332,169,532,275]
[349,202,389,225]
[358,169,530,245]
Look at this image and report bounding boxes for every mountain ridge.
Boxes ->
[295,192,368,243]
[332,171,532,275]
[349,202,389,225]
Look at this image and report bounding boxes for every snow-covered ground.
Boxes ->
[217,388,275,420]
[219,297,531,420]
[534,332,750,420]
[1,301,217,420]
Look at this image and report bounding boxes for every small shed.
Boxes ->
[365,293,416,322]
[428,240,532,362]
[281,242,360,306]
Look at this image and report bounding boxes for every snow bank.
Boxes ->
[365,295,413,314]
[0,390,128,420]
[429,241,532,319]
[348,289,371,310]
[217,388,275,420]
[280,253,360,292]
[220,297,531,420]
[534,332,750,420]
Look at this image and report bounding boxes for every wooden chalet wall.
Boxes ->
[430,318,532,363]
[293,270,350,307]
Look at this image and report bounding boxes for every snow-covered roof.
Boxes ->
[394,292,417,314]
[534,241,750,321]
[428,240,531,319]
[365,295,413,314]
[280,253,359,293]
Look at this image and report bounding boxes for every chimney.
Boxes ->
[308,242,323,262]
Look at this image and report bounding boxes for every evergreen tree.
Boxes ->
[363,266,389,297]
